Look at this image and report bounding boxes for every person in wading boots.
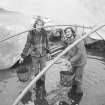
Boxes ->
[63,27,87,105]
[19,16,51,104]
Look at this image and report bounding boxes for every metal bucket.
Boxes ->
[60,71,74,87]
[16,65,30,82]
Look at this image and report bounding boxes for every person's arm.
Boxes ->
[45,30,51,54]
[44,30,52,60]
[21,32,32,58]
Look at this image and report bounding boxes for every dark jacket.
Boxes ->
[21,28,50,58]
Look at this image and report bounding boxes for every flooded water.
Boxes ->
[0,49,105,105]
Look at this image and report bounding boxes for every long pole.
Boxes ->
[0,24,91,43]
[12,23,105,105]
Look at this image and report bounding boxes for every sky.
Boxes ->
[0,0,105,26]
[0,0,93,25]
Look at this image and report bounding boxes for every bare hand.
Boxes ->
[65,59,71,66]
[19,56,24,64]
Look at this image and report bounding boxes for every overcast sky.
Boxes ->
[0,0,81,15]
[0,0,104,26]
[0,0,94,25]
[0,0,105,39]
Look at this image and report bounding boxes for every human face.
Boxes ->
[55,32,60,37]
[36,21,43,30]
[65,29,72,38]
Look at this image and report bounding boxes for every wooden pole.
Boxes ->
[12,23,105,105]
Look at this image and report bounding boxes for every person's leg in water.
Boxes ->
[34,56,46,98]
[31,57,40,101]
[31,56,47,104]
[34,56,49,105]
[68,66,84,105]
[39,56,47,97]
[31,57,39,77]
[20,57,39,104]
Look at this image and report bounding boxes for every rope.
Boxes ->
[95,31,105,41]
